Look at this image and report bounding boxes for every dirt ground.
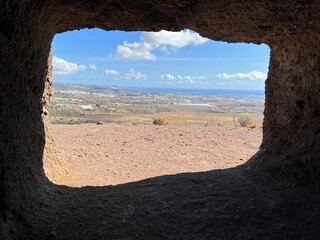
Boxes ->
[47,124,262,187]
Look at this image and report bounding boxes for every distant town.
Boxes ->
[49,83,264,126]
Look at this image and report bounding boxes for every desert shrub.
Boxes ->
[153,118,168,125]
[235,114,255,128]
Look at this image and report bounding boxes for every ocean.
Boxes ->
[125,87,265,99]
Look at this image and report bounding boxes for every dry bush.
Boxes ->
[153,118,168,125]
[235,114,256,128]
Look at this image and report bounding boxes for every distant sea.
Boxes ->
[125,87,265,100]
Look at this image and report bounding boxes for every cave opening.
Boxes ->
[46,28,270,187]
[3,1,320,239]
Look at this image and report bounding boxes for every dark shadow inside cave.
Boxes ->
[37,165,320,239]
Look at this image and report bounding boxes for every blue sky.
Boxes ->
[52,28,270,90]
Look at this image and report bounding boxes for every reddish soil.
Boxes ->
[47,124,261,187]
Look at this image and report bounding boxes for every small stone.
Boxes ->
[97,121,103,125]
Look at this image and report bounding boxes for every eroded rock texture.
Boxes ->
[1,0,320,239]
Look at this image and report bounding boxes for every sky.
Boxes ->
[52,28,270,90]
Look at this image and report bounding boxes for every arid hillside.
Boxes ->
[46,124,262,187]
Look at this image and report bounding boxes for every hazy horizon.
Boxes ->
[53,81,265,92]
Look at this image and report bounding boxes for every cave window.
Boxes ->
[46,28,269,187]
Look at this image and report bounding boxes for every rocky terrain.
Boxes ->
[45,83,264,187]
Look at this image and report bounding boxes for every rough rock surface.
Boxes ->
[1,1,320,239]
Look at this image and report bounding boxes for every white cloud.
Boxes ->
[159,46,175,55]
[162,74,175,80]
[53,56,87,75]
[217,71,267,81]
[142,29,208,49]
[160,74,208,85]
[125,68,148,81]
[89,63,97,70]
[104,69,119,76]
[114,42,156,60]
[113,29,209,60]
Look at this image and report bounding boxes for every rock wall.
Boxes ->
[1,0,320,238]
[252,34,320,182]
